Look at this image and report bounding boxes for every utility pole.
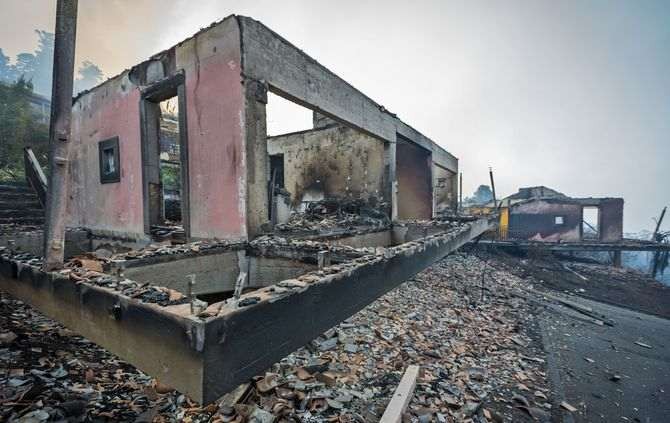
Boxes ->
[489,167,497,208]
[652,207,666,242]
[650,206,667,278]
[43,0,78,271]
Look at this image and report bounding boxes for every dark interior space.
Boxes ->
[396,139,432,220]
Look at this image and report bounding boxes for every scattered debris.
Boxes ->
[634,341,653,349]
[560,400,578,412]
[275,198,390,233]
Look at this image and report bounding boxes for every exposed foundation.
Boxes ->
[0,217,493,403]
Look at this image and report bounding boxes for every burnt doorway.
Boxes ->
[582,206,600,240]
[396,138,432,220]
[140,73,190,240]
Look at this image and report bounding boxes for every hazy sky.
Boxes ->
[2,0,668,232]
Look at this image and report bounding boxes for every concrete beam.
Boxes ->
[199,217,493,403]
[0,218,492,404]
[476,239,670,252]
[0,256,206,399]
[237,16,457,172]
[243,78,270,237]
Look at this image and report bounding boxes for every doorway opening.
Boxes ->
[140,74,189,241]
[159,97,182,225]
[396,137,432,220]
[582,206,600,240]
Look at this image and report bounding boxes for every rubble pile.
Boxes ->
[0,224,42,237]
[275,199,390,233]
[0,248,191,307]
[0,252,552,422]
[238,253,551,422]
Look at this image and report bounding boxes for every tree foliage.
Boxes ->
[0,79,49,180]
[466,185,493,205]
[74,60,103,94]
[1,30,103,96]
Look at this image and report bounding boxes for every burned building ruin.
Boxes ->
[0,15,491,403]
[496,186,624,242]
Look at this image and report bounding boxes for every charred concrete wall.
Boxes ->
[268,125,385,205]
[396,140,432,220]
[67,14,461,239]
[597,198,624,242]
[237,16,458,220]
[433,164,457,213]
[509,200,582,242]
[69,17,259,240]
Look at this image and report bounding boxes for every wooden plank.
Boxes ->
[380,365,420,423]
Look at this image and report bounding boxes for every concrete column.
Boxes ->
[384,138,397,221]
[452,168,459,211]
[612,250,622,267]
[244,78,269,239]
[430,157,437,219]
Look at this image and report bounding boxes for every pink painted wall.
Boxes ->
[69,77,144,236]
[68,17,248,240]
[176,18,247,240]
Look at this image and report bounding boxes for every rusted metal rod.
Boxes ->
[43,0,78,271]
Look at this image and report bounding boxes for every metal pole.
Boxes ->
[488,167,497,208]
[44,0,78,271]
[651,206,666,278]
[652,207,666,241]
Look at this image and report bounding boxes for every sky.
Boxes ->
[1,0,668,233]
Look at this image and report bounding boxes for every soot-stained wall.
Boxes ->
[509,200,582,242]
[396,140,432,220]
[595,198,624,242]
[433,164,457,213]
[267,125,385,206]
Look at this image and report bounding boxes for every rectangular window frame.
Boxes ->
[98,136,120,184]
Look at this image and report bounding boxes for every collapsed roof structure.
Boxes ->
[0,15,493,403]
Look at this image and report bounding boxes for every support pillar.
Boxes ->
[243,78,269,238]
[430,156,437,219]
[613,251,622,267]
[384,139,397,221]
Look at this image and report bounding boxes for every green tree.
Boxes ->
[0,78,49,180]
[0,48,16,82]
